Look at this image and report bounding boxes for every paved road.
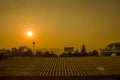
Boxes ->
[0,57,120,80]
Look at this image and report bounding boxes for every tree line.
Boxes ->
[0,45,99,60]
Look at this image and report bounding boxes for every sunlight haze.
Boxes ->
[0,0,120,51]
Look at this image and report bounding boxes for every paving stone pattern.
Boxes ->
[0,57,120,80]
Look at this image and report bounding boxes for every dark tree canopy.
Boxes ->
[81,45,88,56]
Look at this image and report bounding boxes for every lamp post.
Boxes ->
[26,31,35,55]
[32,42,35,55]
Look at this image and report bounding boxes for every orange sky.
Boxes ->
[0,0,120,52]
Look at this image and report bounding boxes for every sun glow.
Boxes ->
[27,31,33,37]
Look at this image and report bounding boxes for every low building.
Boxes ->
[0,49,10,58]
[64,47,74,53]
[11,48,18,52]
[100,42,120,56]
[0,49,10,54]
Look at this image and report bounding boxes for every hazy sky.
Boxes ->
[0,0,120,51]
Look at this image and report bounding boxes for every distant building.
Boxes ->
[0,49,10,58]
[11,48,17,52]
[0,49,10,53]
[100,42,120,56]
[64,47,74,53]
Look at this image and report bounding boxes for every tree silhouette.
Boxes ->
[11,48,18,57]
[81,45,88,56]
[35,50,43,57]
[43,50,51,57]
[73,49,81,57]
[60,52,73,57]
[17,46,33,57]
[67,52,74,57]
[50,51,58,57]
[89,50,99,56]
[60,52,67,57]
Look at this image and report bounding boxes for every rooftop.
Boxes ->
[108,42,120,46]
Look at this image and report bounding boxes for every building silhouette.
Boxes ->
[100,42,120,56]
[64,47,74,53]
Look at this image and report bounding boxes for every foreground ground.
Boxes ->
[0,57,120,80]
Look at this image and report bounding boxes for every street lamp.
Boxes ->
[26,31,35,55]
[32,42,35,55]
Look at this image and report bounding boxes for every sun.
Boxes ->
[27,31,33,37]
